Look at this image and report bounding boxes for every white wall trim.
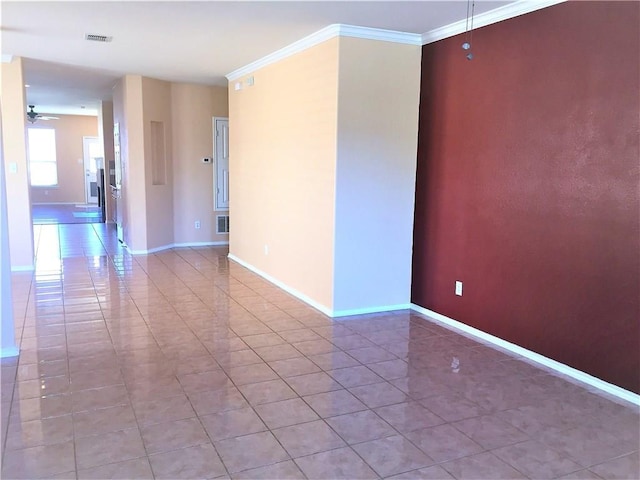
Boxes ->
[126,244,174,255]
[421,0,566,44]
[174,241,229,248]
[227,255,414,318]
[227,253,334,316]
[338,24,422,45]
[411,304,640,406]
[227,2,567,82]
[226,24,421,81]
[127,241,229,255]
[333,304,412,318]
[0,346,19,358]
[10,265,34,272]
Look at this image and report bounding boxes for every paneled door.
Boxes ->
[213,117,229,211]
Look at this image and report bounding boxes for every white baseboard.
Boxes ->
[174,241,229,248]
[333,304,412,318]
[127,241,229,255]
[10,265,34,272]
[227,254,334,316]
[411,304,640,406]
[0,346,19,358]
[126,244,172,255]
[227,254,413,319]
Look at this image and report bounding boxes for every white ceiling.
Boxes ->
[2,1,512,116]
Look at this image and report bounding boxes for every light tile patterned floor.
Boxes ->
[1,223,638,479]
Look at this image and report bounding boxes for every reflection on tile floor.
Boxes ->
[1,223,639,479]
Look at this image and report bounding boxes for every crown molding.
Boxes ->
[227,2,566,81]
[338,24,422,46]
[226,24,421,82]
[421,0,566,45]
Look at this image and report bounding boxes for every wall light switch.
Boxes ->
[455,281,463,296]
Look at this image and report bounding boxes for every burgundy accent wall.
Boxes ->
[412,1,640,393]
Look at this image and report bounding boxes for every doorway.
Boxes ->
[83,136,103,204]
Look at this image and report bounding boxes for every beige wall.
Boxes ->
[229,38,339,309]
[228,35,421,314]
[332,37,421,313]
[117,75,148,251]
[30,114,98,204]
[113,76,228,252]
[141,77,173,251]
[1,57,34,270]
[171,83,229,245]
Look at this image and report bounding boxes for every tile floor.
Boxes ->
[31,204,103,225]
[1,223,638,479]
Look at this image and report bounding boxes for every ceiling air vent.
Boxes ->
[85,34,112,43]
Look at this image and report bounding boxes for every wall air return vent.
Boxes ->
[85,34,112,43]
[216,215,230,234]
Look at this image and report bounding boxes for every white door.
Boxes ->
[83,136,103,204]
[214,118,229,211]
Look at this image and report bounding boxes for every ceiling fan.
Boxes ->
[27,105,59,124]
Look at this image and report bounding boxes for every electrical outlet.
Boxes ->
[455,281,463,296]
[194,221,201,229]
[264,244,269,255]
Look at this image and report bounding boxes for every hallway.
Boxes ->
[1,224,638,479]
[31,205,103,226]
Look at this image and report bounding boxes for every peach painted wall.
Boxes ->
[1,57,34,270]
[171,83,229,245]
[114,76,232,253]
[118,75,147,251]
[229,38,339,309]
[332,37,421,313]
[141,76,173,251]
[30,114,98,204]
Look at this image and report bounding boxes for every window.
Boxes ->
[28,128,58,186]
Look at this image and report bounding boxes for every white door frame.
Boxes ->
[82,136,102,204]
